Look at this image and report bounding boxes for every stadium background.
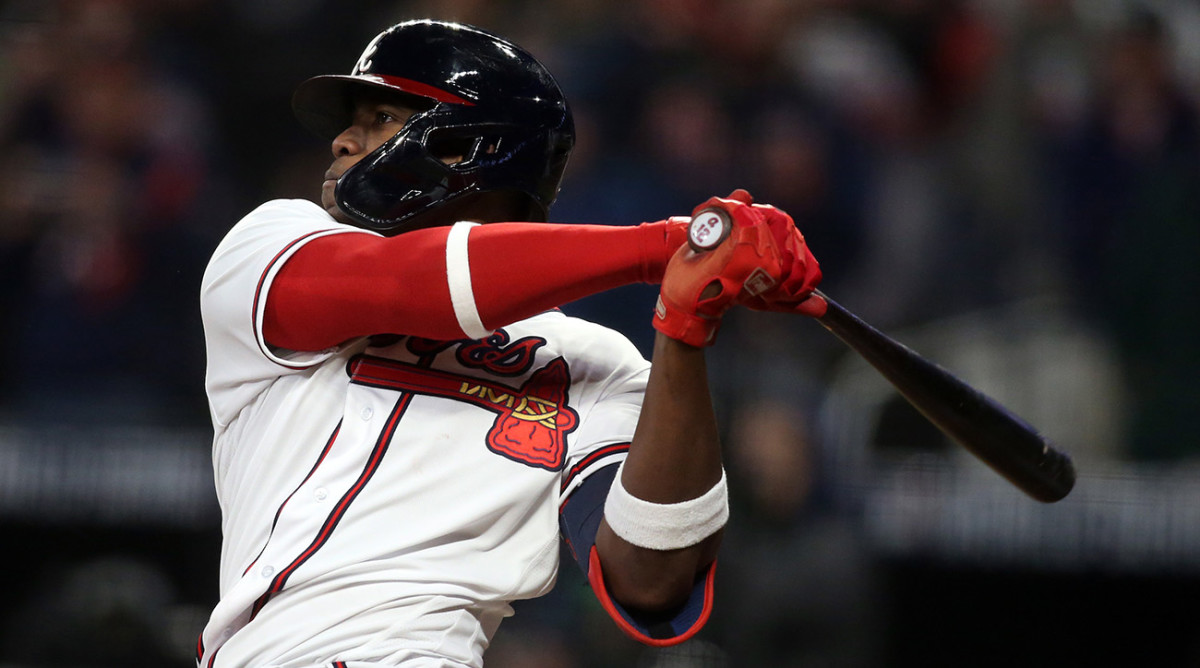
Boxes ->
[1,0,1198,665]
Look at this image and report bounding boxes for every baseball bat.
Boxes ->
[686,207,1076,502]
[811,291,1075,502]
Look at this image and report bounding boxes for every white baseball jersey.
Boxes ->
[197,199,647,667]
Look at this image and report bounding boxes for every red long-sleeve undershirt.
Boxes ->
[263,221,686,351]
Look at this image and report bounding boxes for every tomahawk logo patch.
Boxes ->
[348,354,578,471]
[459,358,577,469]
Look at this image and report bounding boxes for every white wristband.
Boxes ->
[603,463,729,551]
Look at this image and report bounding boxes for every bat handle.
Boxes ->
[687,208,732,252]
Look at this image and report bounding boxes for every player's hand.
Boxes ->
[738,199,826,317]
[653,190,785,346]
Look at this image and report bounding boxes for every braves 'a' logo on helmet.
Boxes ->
[353,31,385,75]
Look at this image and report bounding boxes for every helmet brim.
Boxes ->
[291,74,439,141]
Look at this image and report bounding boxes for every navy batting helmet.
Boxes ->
[292,20,575,234]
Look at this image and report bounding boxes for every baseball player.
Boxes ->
[197,19,824,668]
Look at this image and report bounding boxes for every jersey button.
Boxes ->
[361,406,373,421]
[314,487,328,501]
[261,565,275,578]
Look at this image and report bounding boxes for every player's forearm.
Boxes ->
[264,220,685,350]
[622,335,723,500]
[594,333,725,611]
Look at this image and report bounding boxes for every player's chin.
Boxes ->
[327,206,355,225]
[321,193,352,225]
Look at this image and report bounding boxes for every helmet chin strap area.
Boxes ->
[353,190,536,233]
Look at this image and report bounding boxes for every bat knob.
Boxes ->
[688,208,731,251]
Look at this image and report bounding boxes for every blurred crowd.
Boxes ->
[1,0,1198,666]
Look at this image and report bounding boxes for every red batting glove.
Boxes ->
[740,202,826,317]
[653,192,784,346]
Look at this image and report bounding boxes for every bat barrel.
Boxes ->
[814,291,1076,503]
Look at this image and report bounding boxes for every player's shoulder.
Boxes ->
[203,199,357,290]
[235,198,340,231]
[212,199,368,256]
